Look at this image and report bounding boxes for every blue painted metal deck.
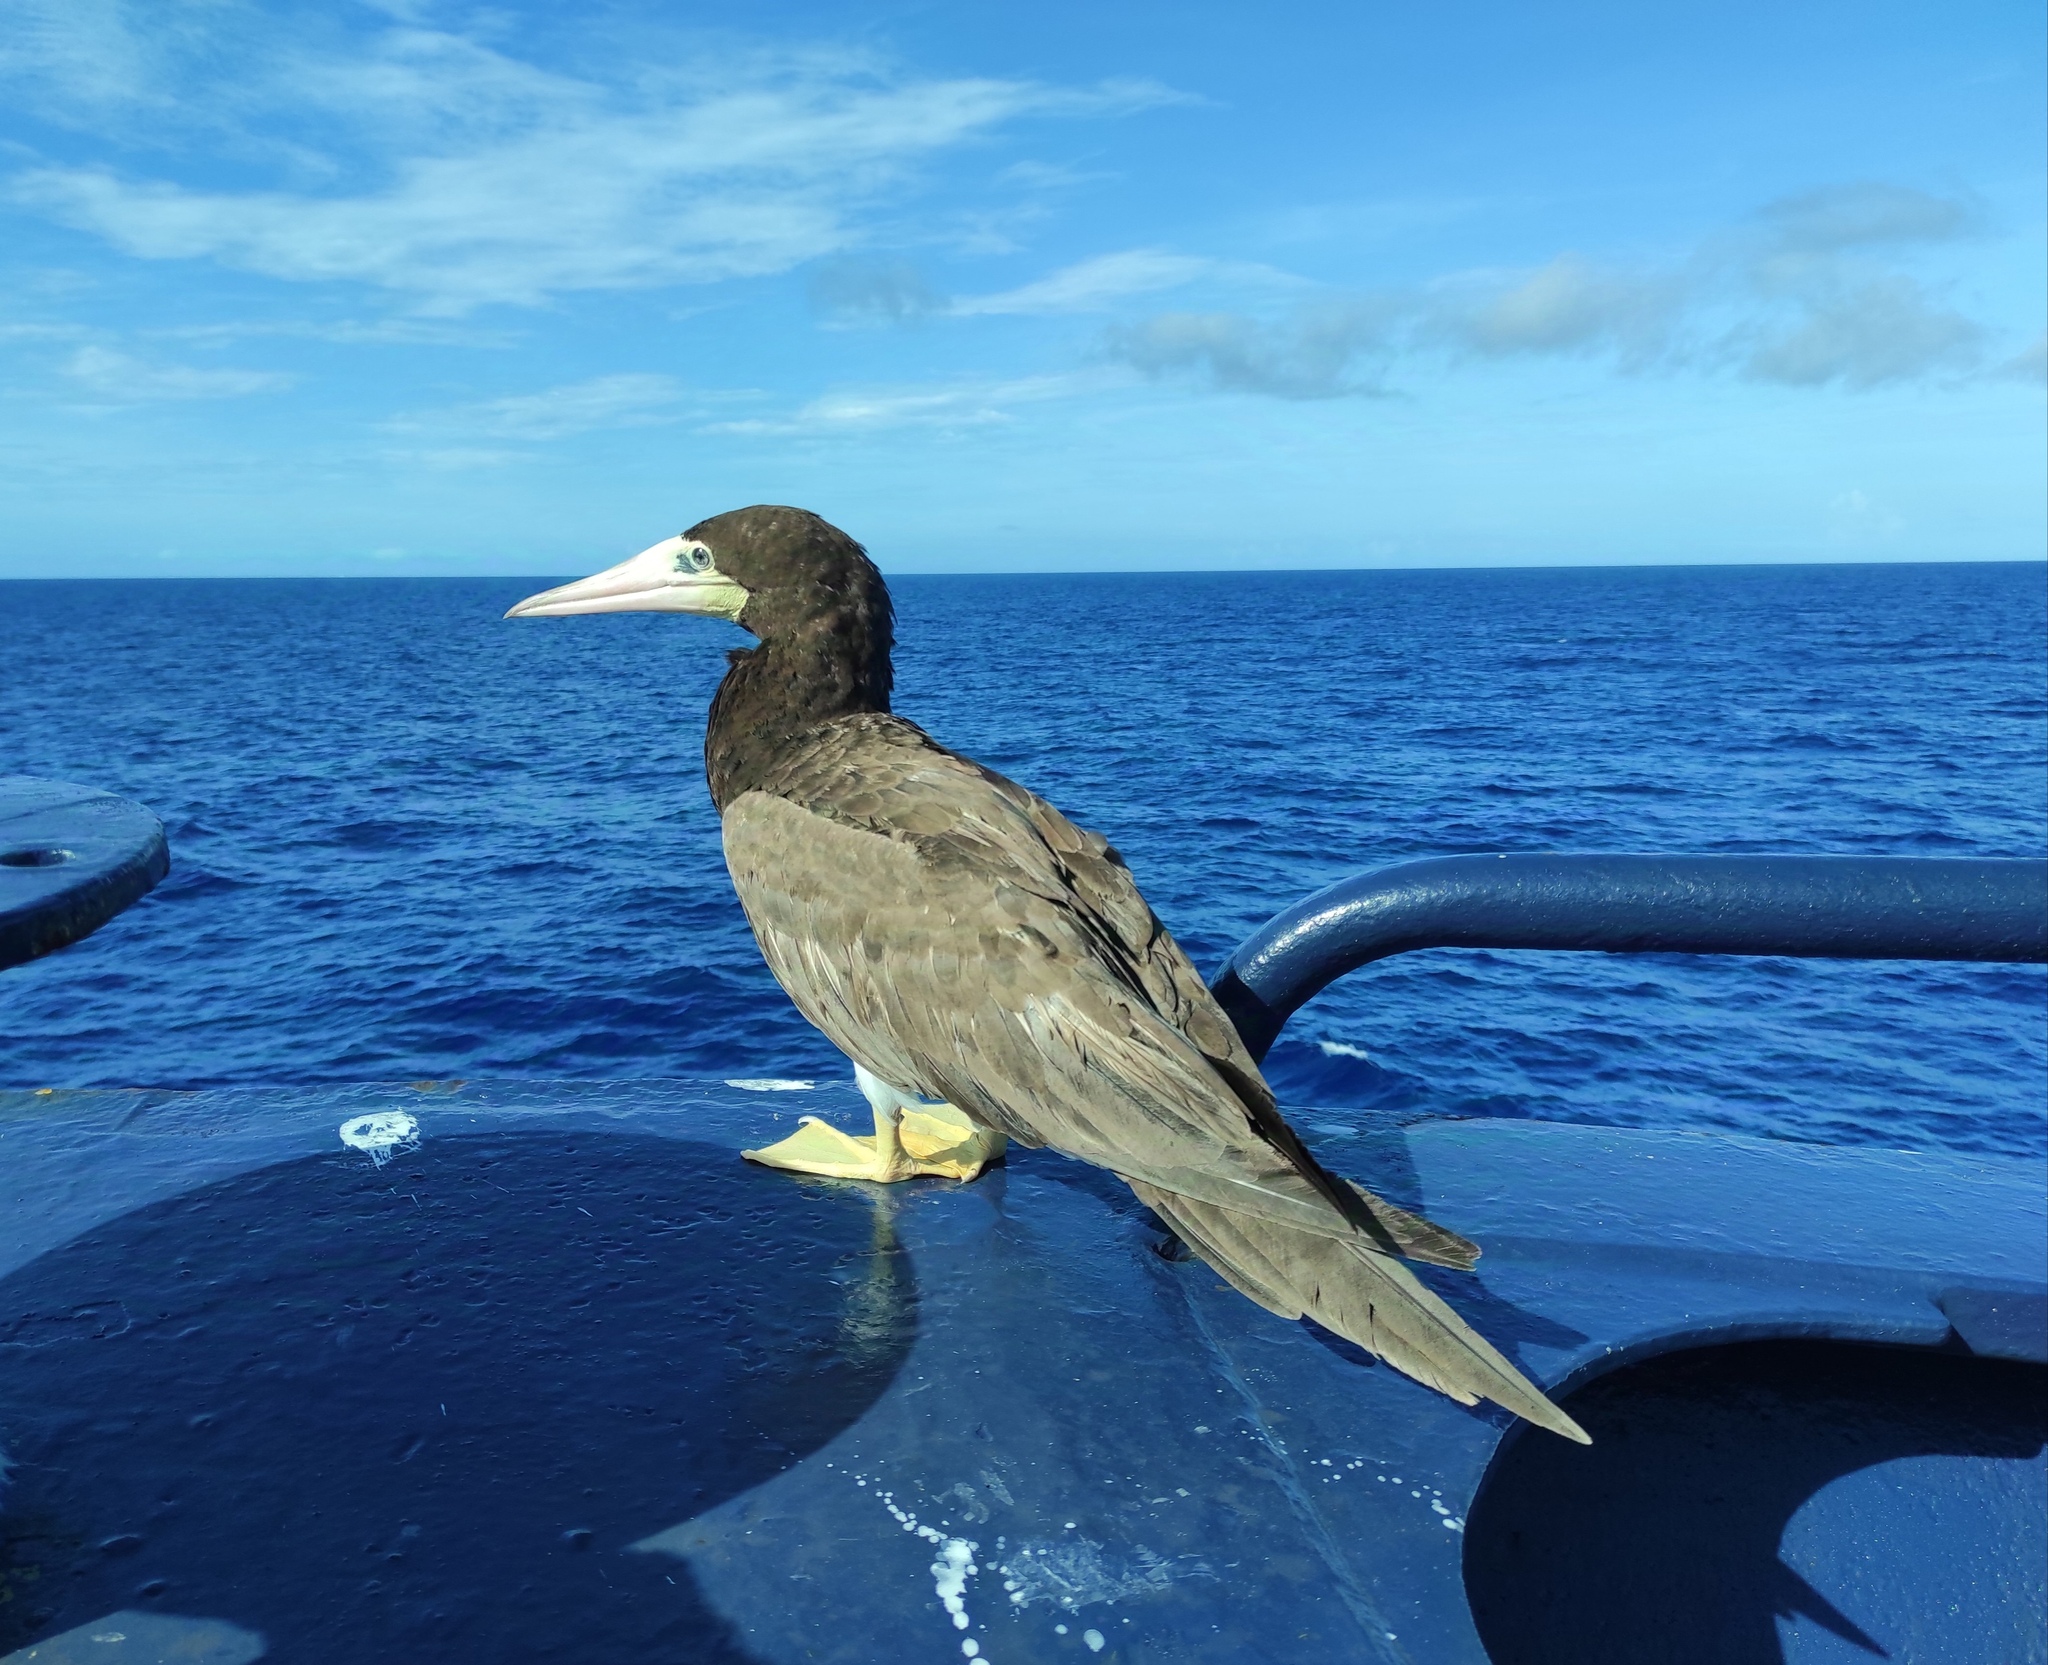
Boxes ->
[2,1079,2040,1664]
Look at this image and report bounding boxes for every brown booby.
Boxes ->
[506,506,1588,1442]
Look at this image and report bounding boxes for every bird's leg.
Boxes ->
[741,1064,1006,1183]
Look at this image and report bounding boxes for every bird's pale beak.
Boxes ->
[504,537,748,621]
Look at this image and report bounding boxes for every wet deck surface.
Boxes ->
[2,1080,2042,1664]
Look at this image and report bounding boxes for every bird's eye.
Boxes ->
[681,545,713,572]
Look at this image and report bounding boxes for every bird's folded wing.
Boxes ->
[720,718,1586,1432]
[722,716,1473,1264]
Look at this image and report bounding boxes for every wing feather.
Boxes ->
[719,713,1567,1431]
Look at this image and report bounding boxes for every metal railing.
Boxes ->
[1209,853,2048,1062]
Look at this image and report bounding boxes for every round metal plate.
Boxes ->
[0,776,169,971]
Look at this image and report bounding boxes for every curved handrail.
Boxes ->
[1209,853,2048,1062]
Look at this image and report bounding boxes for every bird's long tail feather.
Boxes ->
[1131,1180,1590,1443]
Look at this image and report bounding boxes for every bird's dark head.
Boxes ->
[503,505,889,648]
[507,509,894,804]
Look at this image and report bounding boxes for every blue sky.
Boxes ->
[2,1,2042,577]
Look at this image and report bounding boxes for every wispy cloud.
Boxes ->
[796,182,2004,401]
[4,12,1180,313]
[1106,181,2006,398]
[808,261,948,324]
[810,247,1298,326]
[711,371,1110,434]
[63,343,293,401]
[1729,184,1990,386]
[0,321,92,343]
[390,446,534,473]
[994,159,1112,192]
[2001,333,2048,383]
[1740,275,1982,388]
[1425,255,1684,364]
[1756,181,1980,253]
[1827,488,1906,546]
[1108,301,1397,398]
[151,317,519,349]
[952,250,1231,315]
[385,373,687,441]
[0,0,179,125]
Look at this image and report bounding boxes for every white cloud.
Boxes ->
[63,344,293,401]
[1741,275,1983,388]
[1427,255,1683,363]
[386,373,686,440]
[0,321,92,343]
[1110,181,2010,398]
[1827,489,1906,545]
[391,447,531,472]
[1109,301,1395,398]
[4,12,1179,313]
[808,246,1300,326]
[952,250,1226,315]
[1757,182,1978,253]
[2000,333,2047,383]
[0,0,176,124]
[712,371,1107,434]
[808,261,947,324]
[995,159,1112,191]
[151,317,519,349]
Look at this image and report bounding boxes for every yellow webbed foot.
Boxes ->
[743,1080,1006,1183]
[895,1101,1007,1181]
[743,1115,901,1180]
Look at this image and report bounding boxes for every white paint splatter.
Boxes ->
[1002,1536,1207,1610]
[933,1537,978,1630]
[339,1111,420,1167]
[724,1078,815,1092]
[845,1470,993,1650]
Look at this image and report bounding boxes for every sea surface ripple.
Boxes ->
[4,563,2043,1157]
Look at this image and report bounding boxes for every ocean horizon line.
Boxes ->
[5,554,2045,584]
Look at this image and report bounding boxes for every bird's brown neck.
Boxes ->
[704,598,894,811]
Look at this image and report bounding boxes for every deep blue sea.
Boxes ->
[4,564,2043,1158]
